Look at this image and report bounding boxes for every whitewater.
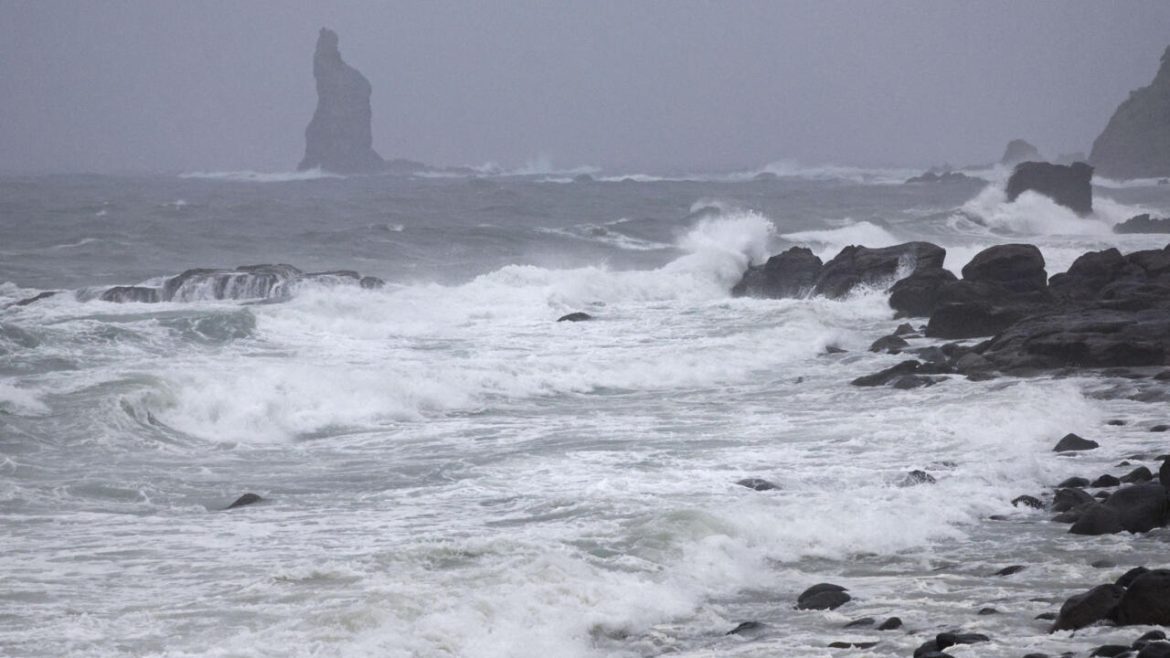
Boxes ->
[2,169,1170,657]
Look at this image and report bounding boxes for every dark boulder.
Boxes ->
[1139,642,1170,658]
[905,170,983,184]
[1051,584,1125,631]
[1006,161,1094,216]
[1116,569,1170,626]
[812,242,946,299]
[557,312,593,322]
[1120,466,1153,483]
[1102,482,1170,533]
[225,493,263,510]
[877,617,902,630]
[869,335,909,354]
[1054,433,1099,452]
[732,247,823,298]
[843,617,875,628]
[1012,495,1044,509]
[925,301,1028,339]
[961,243,1048,294]
[1049,248,1136,301]
[736,478,779,491]
[6,290,59,308]
[726,621,763,635]
[1089,45,1170,180]
[889,267,959,317]
[994,565,1026,576]
[1118,567,1151,589]
[1052,487,1095,512]
[796,583,851,610]
[1092,474,1122,488]
[1069,503,1126,535]
[1059,477,1091,488]
[851,360,921,387]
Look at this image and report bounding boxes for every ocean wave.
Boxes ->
[178,169,342,183]
[780,220,903,260]
[956,186,1143,236]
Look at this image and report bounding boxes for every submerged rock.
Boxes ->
[298,28,387,174]
[736,478,779,491]
[557,312,593,322]
[1005,161,1094,216]
[225,493,263,510]
[1090,45,1170,180]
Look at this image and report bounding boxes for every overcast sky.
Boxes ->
[1,1,1168,174]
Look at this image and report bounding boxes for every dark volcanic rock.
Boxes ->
[979,305,1170,371]
[1054,433,1100,452]
[100,286,163,303]
[1059,477,1091,489]
[1051,584,1125,631]
[1116,569,1170,626]
[1048,248,1137,301]
[994,564,1026,576]
[225,493,263,510]
[812,242,946,299]
[557,312,593,322]
[1120,466,1154,483]
[1116,214,1170,234]
[1002,139,1044,166]
[1006,161,1094,216]
[298,28,387,174]
[851,360,921,387]
[889,267,959,317]
[732,247,823,299]
[1092,474,1122,488]
[736,478,779,491]
[899,470,936,486]
[961,244,1048,293]
[796,583,850,610]
[1089,45,1170,180]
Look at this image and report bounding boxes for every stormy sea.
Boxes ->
[2,165,1169,658]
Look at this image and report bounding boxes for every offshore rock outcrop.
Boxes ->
[89,265,384,304]
[1090,45,1170,180]
[1116,214,1170,234]
[1000,139,1043,166]
[732,242,944,300]
[298,28,387,174]
[1005,161,1094,216]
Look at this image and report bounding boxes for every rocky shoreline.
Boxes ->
[730,238,1170,656]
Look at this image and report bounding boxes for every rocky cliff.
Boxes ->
[298,28,386,174]
[1089,45,1170,180]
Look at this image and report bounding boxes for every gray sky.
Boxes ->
[1,1,1168,174]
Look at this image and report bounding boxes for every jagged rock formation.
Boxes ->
[298,28,386,174]
[1000,139,1042,166]
[1005,161,1094,216]
[1115,213,1170,234]
[1090,45,1170,180]
[731,243,944,300]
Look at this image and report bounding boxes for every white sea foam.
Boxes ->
[958,186,1146,236]
[179,168,342,182]
[780,220,903,261]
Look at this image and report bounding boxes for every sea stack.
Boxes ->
[298,28,386,174]
[1089,45,1170,179]
[1005,161,1093,216]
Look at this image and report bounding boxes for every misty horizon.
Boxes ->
[2,1,1170,175]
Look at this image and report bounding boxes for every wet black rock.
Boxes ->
[557,312,593,322]
[869,335,909,354]
[962,243,1049,293]
[1054,433,1100,452]
[1006,161,1094,216]
[736,478,779,491]
[795,583,851,610]
[851,360,921,387]
[1092,474,1123,488]
[1138,642,1170,658]
[1070,503,1126,535]
[813,242,946,299]
[899,470,936,486]
[1116,569,1170,626]
[1118,567,1151,589]
[1093,645,1136,657]
[1120,466,1154,483]
[1104,483,1170,532]
[1108,419,1129,426]
[726,621,763,635]
[100,286,163,303]
[877,617,902,630]
[1012,495,1044,509]
[1152,425,1170,432]
[1059,477,1091,488]
[978,607,998,615]
[889,267,959,317]
[225,493,263,510]
[6,290,59,308]
[1051,584,1125,631]
[732,247,823,299]
[994,565,1026,576]
[1052,487,1095,513]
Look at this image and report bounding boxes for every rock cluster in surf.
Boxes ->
[86,264,384,304]
[298,28,387,174]
[1090,45,1170,180]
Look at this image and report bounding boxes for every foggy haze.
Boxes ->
[2,1,1169,174]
